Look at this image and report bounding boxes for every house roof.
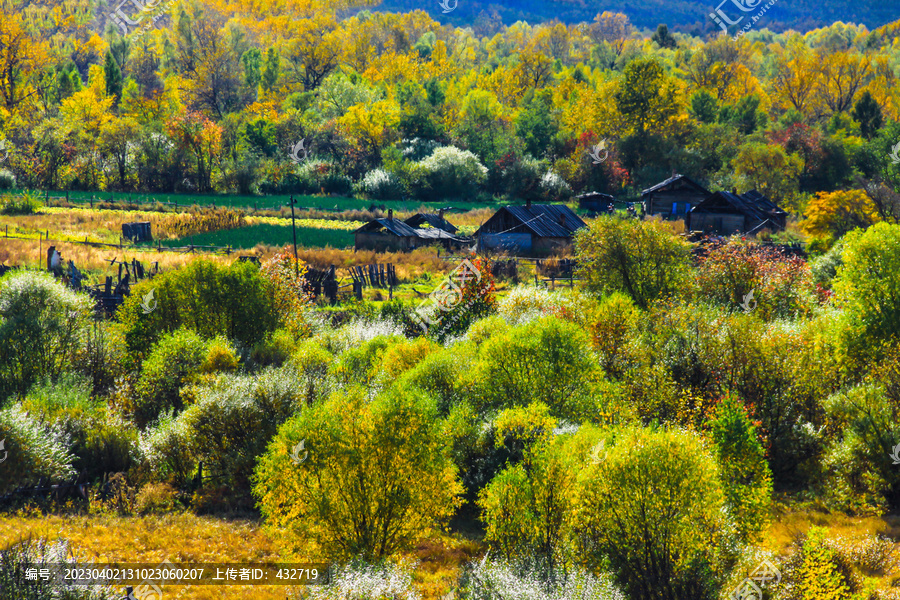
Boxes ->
[404,213,458,233]
[642,174,710,197]
[476,204,587,238]
[692,190,787,225]
[354,218,470,242]
[354,218,421,237]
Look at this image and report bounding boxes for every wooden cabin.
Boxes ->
[403,210,458,234]
[642,174,710,217]
[354,210,470,252]
[475,203,586,255]
[686,190,787,235]
[576,191,616,214]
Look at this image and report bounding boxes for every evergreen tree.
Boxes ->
[651,24,677,49]
[852,90,883,139]
[103,51,123,103]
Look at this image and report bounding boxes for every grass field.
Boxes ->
[156,222,356,250]
[31,189,504,213]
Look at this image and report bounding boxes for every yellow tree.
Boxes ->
[816,50,872,116]
[0,10,48,111]
[60,73,114,190]
[770,40,819,116]
[683,35,753,102]
[732,143,804,211]
[801,190,880,240]
[589,11,632,60]
[283,14,342,91]
[166,111,223,192]
[338,99,401,159]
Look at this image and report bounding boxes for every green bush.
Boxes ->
[575,217,692,309]
[288,340,336,407]
[396,347,471,415]
[254,386,463,560]
[571,426,726,600]
[0,404,76,494]
[138,410,195,488]
[709,394,773,543]
[131,328,208,428]
[468,316,603,420]
[118,259,280,359]
[22,375,137,480]
[0,169,16,191]
[0,191,40,215]
[0,271,92,401]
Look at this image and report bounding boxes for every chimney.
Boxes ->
[732,187,738,195]
[526,198,532,209]
[388,209,393,221]
[559,214,565,226]
[438,208,444,220]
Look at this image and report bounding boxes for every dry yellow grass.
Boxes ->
[0,513,484,600]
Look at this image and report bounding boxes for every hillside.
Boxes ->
[378,0,900,34]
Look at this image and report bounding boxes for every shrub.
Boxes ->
[539,171,572,202]
[0,271,92,400]
[458,555,624,600]
[118,259,280,359]
[416,146,488,198]
[395,347,471,415]
[0,404,75,494]
[0,191,40,215]
[360,168,404,199]
[0,169,16,190]
[794,528,853,600]
[135,482,179,515]
[587,293,640,379]
[289,340,336,407]
[833,223,900,368]
[709,394,773,543]
[416,257,497,342]
[571,426,726,600]
[575,217,692,309]
[694,240,817,320]
[254,387,463,560]
[0,539,119,600]
[200,336,240,373]
[22,375,137,480]
[181,369,302,498]
[303,559,421,600]
[138,410,195,488]
[250,328,299,367]
[131,328,208,428]
[469,317,602,420]
[496,286,580,327]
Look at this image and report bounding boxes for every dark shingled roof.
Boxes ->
[693,190,787,225]
[354,218,421,237]
[641,174,710,196]
[476,205,587,238]
[404,213,458,233]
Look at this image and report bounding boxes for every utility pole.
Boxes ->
[289,195,299,278]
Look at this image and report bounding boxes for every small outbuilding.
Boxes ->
[576,191,616,214]
[686,190,787,235]
[354,210,470,252]
[642,174,710,217]
[475,203,586,255]
[403,210,458,234]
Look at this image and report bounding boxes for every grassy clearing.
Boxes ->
[0,513,484,600]
[29,190,504,213]
[157,223,355,250]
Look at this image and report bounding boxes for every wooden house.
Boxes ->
[475,203,586,255]
[354,210,470,252]
[686,190,787,235]
[641,174,710,217]
[576,191,616,214]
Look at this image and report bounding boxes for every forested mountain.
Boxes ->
[378,0,899,34]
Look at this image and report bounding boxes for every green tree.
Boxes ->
[851,90,883,139]
[516,89,557,159]
[103,50,123,103]
[241,48,262,90]
[614,57,680,136]
[572,426,726,600]
[732,142,804,210]
[709,394,773,543]
[575,216,692,309]
[651,24,676,49]
[253,387,463,560]
[261,47,280,93]
[690,89,718,124]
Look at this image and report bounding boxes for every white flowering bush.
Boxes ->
[418,146,488,198]
[539,171,572,202]
[139,409,194,488]
[496,286,577,326]
[360,169,404,200]
[323,318,406,355]
[0,538,119,599]
[0,404,76,495]
[300,559,420,600]
[458,556,623,600]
